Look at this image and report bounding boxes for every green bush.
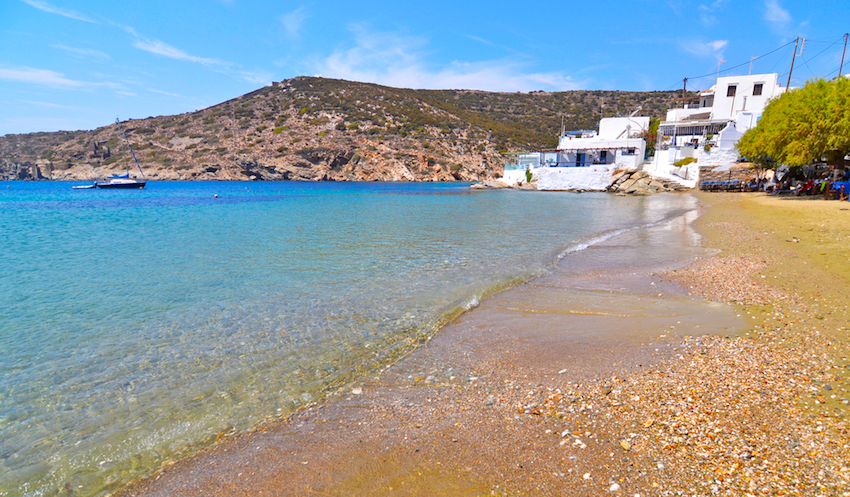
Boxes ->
[673,157,698,167]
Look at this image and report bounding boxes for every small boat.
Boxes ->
[72,183,96,190]
[96,174,146,189]
[96,118,147,189]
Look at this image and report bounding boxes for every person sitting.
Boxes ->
[797,179,815,196]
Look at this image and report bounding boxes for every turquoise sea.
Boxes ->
[0,181,700,496]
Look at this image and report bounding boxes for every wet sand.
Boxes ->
[120,192,850,496]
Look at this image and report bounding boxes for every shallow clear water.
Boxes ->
[0,181,699,496]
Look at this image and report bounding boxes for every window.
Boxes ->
[753,83,763,96]
[726,85,737,97]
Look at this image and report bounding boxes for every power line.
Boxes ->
[685,39,798,81]
[659,35,846,94]
[798,35,845,80]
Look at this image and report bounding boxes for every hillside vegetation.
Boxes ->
[0,77,682,182]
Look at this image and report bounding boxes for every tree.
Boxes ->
[737,77,850,170]
[640,117,660,159]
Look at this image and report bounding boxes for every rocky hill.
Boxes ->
[0,77,683,182]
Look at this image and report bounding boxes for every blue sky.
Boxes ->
[1,0,848,135]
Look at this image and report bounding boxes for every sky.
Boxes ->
[1,0,849,135]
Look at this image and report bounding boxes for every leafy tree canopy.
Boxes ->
[737,77,850,169]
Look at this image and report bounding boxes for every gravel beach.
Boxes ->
[120,192,850,496]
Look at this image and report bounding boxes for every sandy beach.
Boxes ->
[119,192,850,496]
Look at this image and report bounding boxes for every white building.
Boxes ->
[502,116,649,191]
[648,73,787,186]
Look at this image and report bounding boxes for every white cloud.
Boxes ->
[0,66,126,94]
[764,0,792,33]
[463,34,495,46]
[698,5,715,26]
[698,0,730,26]
[18,99,86,110]
[52,44,111,61]
[314,26,580,92]
[132,38,226,66]
[0,66,87,87]
[709,40,728,51]
[147,88,184,98]
[681,39,728,59]
[280,7,309,37]
[20,0,96,23]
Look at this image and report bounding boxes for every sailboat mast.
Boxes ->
[116,118,146,179]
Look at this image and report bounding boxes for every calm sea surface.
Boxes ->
[0,181,699,496]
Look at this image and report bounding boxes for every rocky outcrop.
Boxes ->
[608,169,692,195]
[469,180,512,189]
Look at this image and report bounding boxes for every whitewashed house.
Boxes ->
[501,116,649,191]
[648,73,787,186]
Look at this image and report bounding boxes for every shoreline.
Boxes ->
[118,195,739,496]
[119,192,850,496]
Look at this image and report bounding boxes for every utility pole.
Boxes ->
[787,37,802,89]
[682,78,687,109]
[840,33,849,77]
[749,56,756,75]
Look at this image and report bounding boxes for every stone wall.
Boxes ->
[698,164,761,184]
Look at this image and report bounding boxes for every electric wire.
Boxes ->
[659,39,798,94]
[686,40,798,81]
[798,35,845,79]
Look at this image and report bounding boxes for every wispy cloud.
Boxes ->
[18,99,86,110]
[52,44,111,61]
[314,26,580,92]
[148,88,184,98]
[280,7,309,37]
[238,70,274,85]
[764,0,792,33]
[463,34,495,46]
[0,65,125,93]
[132,38,226,66]
[20,0,96,23]
[697,5,714,26]
[0,66,87,87]
[681,39,728,59]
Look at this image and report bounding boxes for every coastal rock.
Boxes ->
[470,180,510,189]
[607,169,692,195]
